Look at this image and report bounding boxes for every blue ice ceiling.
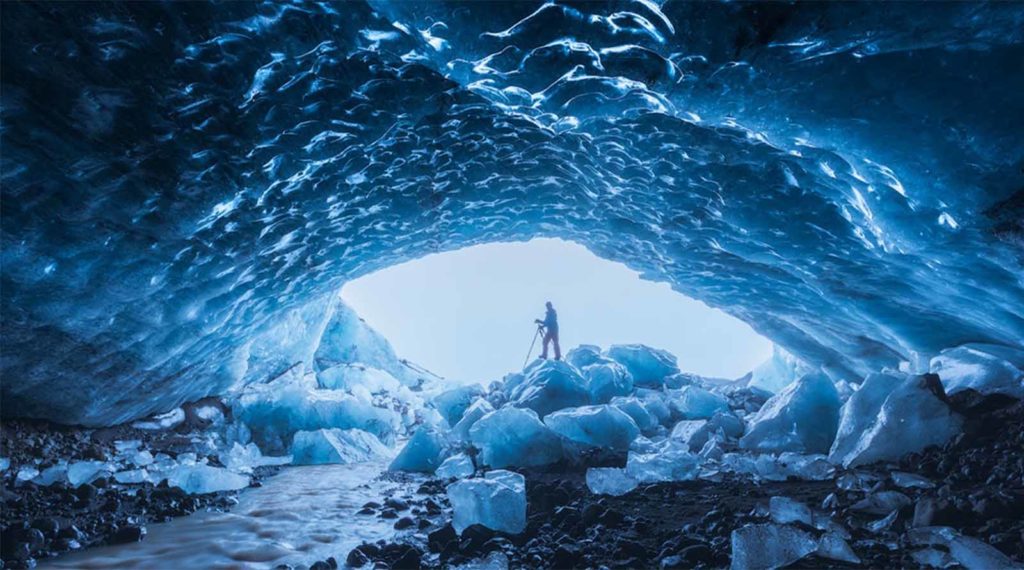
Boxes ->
[1,1,1022,425]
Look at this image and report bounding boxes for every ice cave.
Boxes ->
[1,1,1023,569]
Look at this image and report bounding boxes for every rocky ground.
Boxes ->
[343,389,1023,569]
[0,418,279,569]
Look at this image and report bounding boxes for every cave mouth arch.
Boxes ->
[341,238,773,384]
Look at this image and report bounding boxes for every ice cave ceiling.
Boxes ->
[1,1,1023,426]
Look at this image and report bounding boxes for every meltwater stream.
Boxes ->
[41,462,416,570]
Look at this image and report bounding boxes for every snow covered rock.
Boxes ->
[930,343,1024,398]
[389,428,449,473]
[586,467,639,496]
[668,386,730,420]
[436,453,475,479]
[434,385,487,426]
[740,372,841,455]
[452,399,495,441]
[167,464,250,494]
[582,361,634,404]
[830,373,962,468]
[730,523,818,570]
[544,405,640,451]
[447,470,527,535]
[606,345,680,387]
[508,360,589,418]
[565,345,604,370]
[469,407,563,469]
[291,428,389,465]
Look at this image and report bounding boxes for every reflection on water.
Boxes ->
[42,462,415,570]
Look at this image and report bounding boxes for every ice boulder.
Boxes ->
[565,345,604,369]
[389,427,449,473]
[828,372,902,464]
[509,360,589,418]
[317,364,401,393]
[907,526,1024,570]
[168,464,250,494]
[747,346,809,394]
[607,344,679,387]
[436,453,475,479]
[740,372,841,455]
[610,396,658,433]
[447,470,527,535]
[634,388,673,426]
[671,412,743,452]
[469,408,563,468]
[434,384,487,426]
[67,461,114,487]
[544,405,640,451]
[829,374,962,468]
[586,467,639,496]
[668,386,730,420]
[582,361,634,404]
[291,428,389,465]
[452,398,495,441]
[730,523,818,570]
[929,344,1024,398]
[625,440,700,483]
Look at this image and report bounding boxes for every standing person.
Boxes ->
[534,301,561,360]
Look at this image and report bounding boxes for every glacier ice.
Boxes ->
[434,385,487,426]
[747,346,808,394]
[610,396,658,433]
[544,404,640,451]
[447,470,527,535]
[908,526,1024,570]
[436,453,475,479]
[667,386,730,420]
[740,372,841,455]
[816,533,861,565]
[565,345,604,370]
[586,467,639,496]
[290,428,389,465]
[167,464,251,494]
[625,441,700,483]
[929,344,1024,398]
[828,371,902,464]
[670,420,709,450]
[67,461,114,487]
[606,345,680,388]
[508,360,590,418]
[451,398,495,442]
[389,427,449,473]
[830,374,962,468]
[469,408,563,469]
[729,523,818,570]
[317,364,401,394]
[769,496,813,526]
[582,361,634,404]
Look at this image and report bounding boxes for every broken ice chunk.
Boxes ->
[16,466,40,484]
[447,470,526,535]
[132,407,185,430]
[610,396,657,432]
[816,533,861,564]
[828,372,902,463]
[730,523,817,570]
[168,464,250,494]
[625,441,699,483]
[451,399,495,442]
[892,471,935,489]
[433,384,486,426]
[544,404,640,451]
[606,344,679,387]
[67,461,114,487]
[436,453,475,479]
[851,491,911,515]
[769,496,813,526]
[389,428,449,473]
[292,428,389,465]
[671,419,709,450]
[565,345,603,369]
[0,458,9,472]
[866,510,899,533]
[739,372,840,455]
[35,463,68,486]
[114,440,142,453]
[469,407,562,469]
[114,469,151,484]
[586,467,639,496]
[453,551,510,570]
[509,360,590,417]
[911,547,956,568]
[667,386,730,420]
[582,361,634,404]
[830,374,962,468]
[930,343,1024,398]
[908,526,1024,570]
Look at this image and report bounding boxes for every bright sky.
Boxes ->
[342,238,772,385]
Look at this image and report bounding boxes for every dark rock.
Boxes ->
[29,518,60,538]
[394,517,415,530]
[356,507,375,515]
[346,546,372,568]
[74,484,98,503]
[680,543,713,564]
[362,501,381,509]
[552,545,582,568]
[428,523,457,553]
[309,561,332,570]
[385,498,409,511]
[380,508,398,519]
[912,498,959,528]
[110,525,146,544]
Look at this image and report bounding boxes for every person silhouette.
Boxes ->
[534,301,561,360]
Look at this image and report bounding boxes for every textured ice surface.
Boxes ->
[508,360,590,418]
[748,347,809,394]
[816,533,861,565]
[606,345,680,388]
[436,453,475,479]
[469,408,563,469]
[908,526,1024,570]
[544,405,640,451]
[317,364,400,393]
[167,464,250,494]
[667,386,730,420]
[610,396,658,433]
[929,344,1024,397]
[434,385,487,426]
[447,470,527,535]
[769,497,813,526]
[730,523,818,570]
[389,428,449,473]
[582,361,634,404]
[290,429,389,465]
[565,345,604,370]
[828,372,902,464]
[740,372,841,454]
[625,441,700,483]
[451,399,495,442]
[2,2,1023,426]
[830,374,962,468]
[586,467,639,496]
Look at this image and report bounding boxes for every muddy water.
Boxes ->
[41,462,418,570]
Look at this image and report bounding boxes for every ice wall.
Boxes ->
[2,1,1023,425]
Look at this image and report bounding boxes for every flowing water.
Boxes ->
[41,462,416,570]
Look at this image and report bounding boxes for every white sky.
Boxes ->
[342,238,772,385]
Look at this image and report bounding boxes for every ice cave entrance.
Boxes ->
[343,238,772,385]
